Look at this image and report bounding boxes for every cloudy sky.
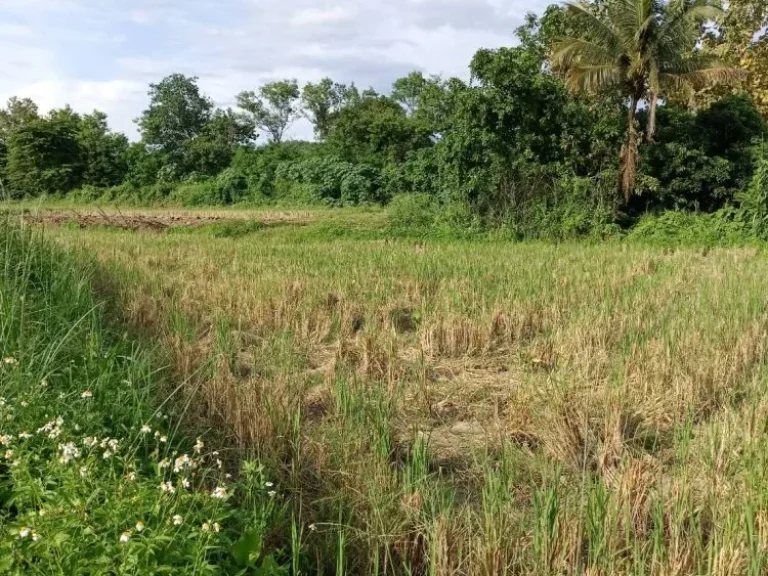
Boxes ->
[0,0,550,139]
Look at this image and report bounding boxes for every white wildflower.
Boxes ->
[79,466,88,478]
[211,486,228,500]
[181,477,190,489]
[0,398,5,407]
[0,434,12,446]
[140,425,151,434]
[202,522,211,532]
[58,442,81,464]
[119,531,131,543]
[158,458,171,469]
[173,454,192,473]
[18,432,31,439]
[81,390,93,399]
[37,417,63,439]
[102,450,114,459]
[309,524,317,532]
[264,481,274,488]
[3,357,17,365]
[4,450,13,460]
[194,437,204,454]
[82,436,98,448]
[135,521,145,532]
[31,532,40,542]
[172,515,183,526]
[19,527,31,539]
[160,482,176,494]
[213,522,220,533]
[126,471,136,481]
[268,490,276,498]
[215,458,222,469]
[159,435,168,443]
[20,401,28,408]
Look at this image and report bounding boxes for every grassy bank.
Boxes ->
[0,220,289,574]
[36,213,768,575]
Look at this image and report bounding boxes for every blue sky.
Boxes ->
[0,0,550,139]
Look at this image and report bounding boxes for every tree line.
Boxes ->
[1,0,767,239]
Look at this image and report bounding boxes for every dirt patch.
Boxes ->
[20,211,258,232]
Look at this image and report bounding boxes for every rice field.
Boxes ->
[39,210,768,574]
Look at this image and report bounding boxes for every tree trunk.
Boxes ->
[645,92,658,143]
[619,95,639,204]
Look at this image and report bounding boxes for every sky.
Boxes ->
[0,0,551,140]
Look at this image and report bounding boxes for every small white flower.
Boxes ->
[82,436,98,448]
[194,438,204,454]
[31,532,40,542]
[126,472,136,481]
[81,390,93,399]
[173,454,192,473]
[181,477,190,489]
[159,435,168,443]
[264,481,274,488]
[119,531,131,543]
[215,458,222,469]
[0,434,12,446]
[159,458,171,469]
[140,425,151,434]
[0,398,5,407]
[213,522,220,533]
[172,515,183,526]
[58,442,81,464]
[309,524,317,532]
[135,521,145,532]
[4,450,12,459]
[202,522,211,532]
[18,432,31,439]
[20,401,28,408]
[160,481,176,494]
[268,490,276,498]
[19,527,31,539]
[80,466,88,477]
[102,450,114,459]
[3,357,17,365]
[211,486,228,500]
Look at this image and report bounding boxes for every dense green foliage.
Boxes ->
[1,0,767,241]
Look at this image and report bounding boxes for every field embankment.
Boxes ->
[0,219,290,574]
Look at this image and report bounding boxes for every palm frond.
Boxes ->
[563,2,623,53]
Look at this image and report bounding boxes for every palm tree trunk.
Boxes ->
[645,92,658,143]
[619,95,639,204]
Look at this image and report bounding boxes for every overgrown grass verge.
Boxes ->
[0,220,289,574]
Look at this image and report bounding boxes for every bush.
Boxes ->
[386,193,439,235]
[626,210,749,246]
[275,156,384,206]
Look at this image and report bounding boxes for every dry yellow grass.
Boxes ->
[44,215,768,574]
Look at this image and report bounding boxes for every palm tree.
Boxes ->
[551,0,741,203]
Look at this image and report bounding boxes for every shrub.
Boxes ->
[386,193,439,235]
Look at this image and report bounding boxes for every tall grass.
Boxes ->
[0,219,288,574]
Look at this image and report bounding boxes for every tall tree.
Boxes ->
[0,97,39,142]
[7,117,82,197]
[552,0,740,202]
[137,74,213,157]
[237,80,301,143]
[77,110,129,188]
[301,78,360,140]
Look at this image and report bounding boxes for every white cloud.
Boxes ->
[291,6,355,27]
[0,0,552,140]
